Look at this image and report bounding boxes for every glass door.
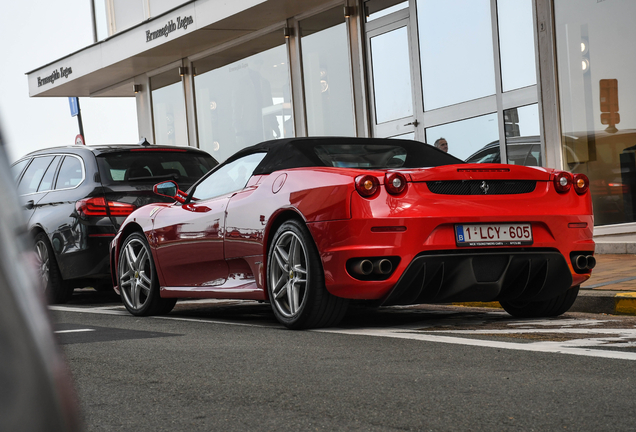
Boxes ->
[365,2,419,140]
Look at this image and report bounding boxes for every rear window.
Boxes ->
[314,145,408,169]
[96,150,217,186]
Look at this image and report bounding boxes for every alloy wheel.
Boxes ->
[269,231,308,318]
[35,240,50,288]
[119,237,154,311]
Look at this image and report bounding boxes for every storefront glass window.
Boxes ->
[497,0,537,92]
[555,1,636,226]
[151,69,188,146]
[92,0,109,40]
[112,0,145,33]
[300,8,355,137]
[504,104,541,166]
[365,0,409,22]
[416,0,496,111]
[370,26,413,124]
[426,113,499,161]
[390,132,415,140]
[194,43,292,163]
[148,0,189,17]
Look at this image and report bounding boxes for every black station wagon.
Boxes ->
[11,142,217,303]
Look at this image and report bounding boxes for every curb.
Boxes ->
[452,290,636,316]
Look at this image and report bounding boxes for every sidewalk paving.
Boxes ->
[454,254,636,316]
[573,254,636,315]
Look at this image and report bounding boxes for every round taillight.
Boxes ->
[355,175,380,198]
[554,171,573,193]
[573,173,589,195]
[385,172,407,195]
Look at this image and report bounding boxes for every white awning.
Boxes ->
[26,0,326,97]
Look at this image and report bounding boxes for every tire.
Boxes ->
[118,232,176,316]
[267,220,348,329]
[34,232,73,304]
[500,285,580,318]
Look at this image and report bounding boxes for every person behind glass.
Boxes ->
[434,137,448,153]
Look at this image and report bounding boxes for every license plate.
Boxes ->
[455,223,533,247]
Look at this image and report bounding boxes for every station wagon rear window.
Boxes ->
[96,151,217,186]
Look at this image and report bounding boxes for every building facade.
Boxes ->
[27,0,636,235]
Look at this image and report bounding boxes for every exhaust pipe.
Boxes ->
[586,255,596,270]
[373,259,393,275]
[573,255,588,271]
[350,259,373,276]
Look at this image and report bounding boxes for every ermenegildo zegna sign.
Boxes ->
[37,67,73,87]
[146,15,194,42]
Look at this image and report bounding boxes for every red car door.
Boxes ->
[152,196,230,288]
[152,152,267,288]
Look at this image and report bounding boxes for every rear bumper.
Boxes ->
[381,249,572,305]
[307,215,594,304]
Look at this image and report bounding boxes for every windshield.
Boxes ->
[97,150,217,187]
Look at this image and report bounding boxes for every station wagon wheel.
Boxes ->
[118,232,176,316]
[267,220,348,329]
[34,232,72,304]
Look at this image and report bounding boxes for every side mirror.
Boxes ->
[153,181,186,203]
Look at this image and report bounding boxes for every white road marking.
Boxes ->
[51,305,636,360]
[55,329,96,334]
[49,306,129,315]
[317,328,636,361]
[151,315,277,328]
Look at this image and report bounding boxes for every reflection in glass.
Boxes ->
[193,153,267,201]
[504,104,540,139]
[365,0,408,22]
[417,0,495,110]
[194,45,292,163]
[151,71,187,146]
[555,1,636,225]
[426,113,499,161]
[300,9,355,136]
[371,26,413,124]
[497,0,537,92]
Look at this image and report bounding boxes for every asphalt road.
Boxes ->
[51,291,636,431]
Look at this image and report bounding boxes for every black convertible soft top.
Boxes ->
[223,137,464,175]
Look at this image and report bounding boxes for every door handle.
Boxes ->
[25,200,34,210]
[404,120,420,127]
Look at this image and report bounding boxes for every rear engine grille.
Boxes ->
[426,180,536,195]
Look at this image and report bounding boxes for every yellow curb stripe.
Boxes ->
[615,292,636,315]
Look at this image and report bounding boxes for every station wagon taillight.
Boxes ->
[76,197,136,217]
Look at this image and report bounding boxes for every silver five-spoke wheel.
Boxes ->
[270,230,308,318]
[118,232,176,316]
[119,237,153,311]
[267,220,348,329]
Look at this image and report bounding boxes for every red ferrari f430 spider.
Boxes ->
[110,137,595,329]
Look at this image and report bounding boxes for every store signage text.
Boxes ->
[37,67,73,87]
[146,15,194,42]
